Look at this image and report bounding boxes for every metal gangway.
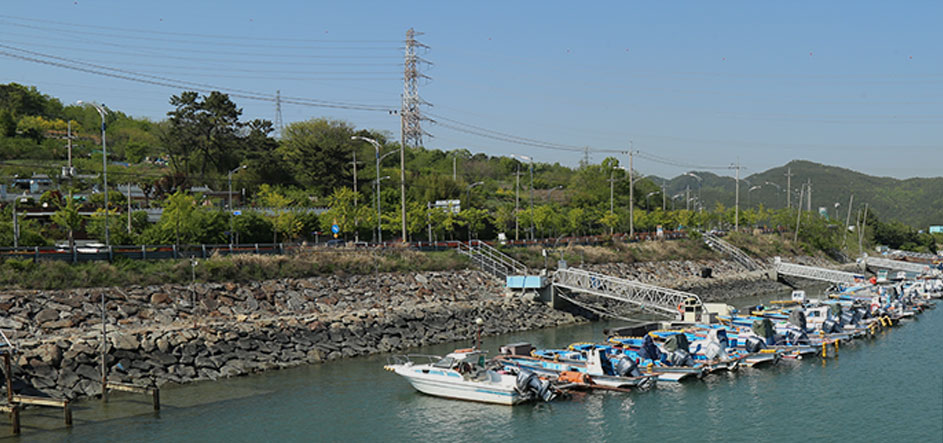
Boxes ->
[887,249,941,262]
[457,240,529,281]
[773,257,862,285]
[552,267,702,318]
[864,255,934,275]
[702,233,765,271]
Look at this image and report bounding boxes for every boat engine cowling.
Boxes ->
[821,319,840,334]
[515,370,556,402]
[667,350,694,367]
[785,328,810,345]
[613,356,641,377]
[743,335,765,353]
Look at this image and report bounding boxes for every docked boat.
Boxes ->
[383,348,558,405]
[495,343,657,390]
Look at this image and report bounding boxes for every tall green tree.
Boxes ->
[50,193,84,249]
[278,119,358,196]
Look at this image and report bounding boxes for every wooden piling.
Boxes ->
[105,382,160,411]
[13,395,72,426]
[0,404,18,435]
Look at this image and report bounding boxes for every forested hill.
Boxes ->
[663,160,943,230]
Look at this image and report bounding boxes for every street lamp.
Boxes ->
[546,185,563,203]
[351,136,386,244]
[228,165,247,244]
[465,181,484,207]
[747,185,761,207]
[77,100,109,246]
[645,191,659,210]
[373,176,390,243]
[511,154,535,241]
[684,172,702,213]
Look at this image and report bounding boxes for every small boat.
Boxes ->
[495,345,657,390]
[384,348,558,405]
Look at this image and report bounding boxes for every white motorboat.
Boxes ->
[384,348,556,405]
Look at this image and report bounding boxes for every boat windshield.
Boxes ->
[432,357,456,369]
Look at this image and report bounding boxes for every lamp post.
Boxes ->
[465,181,484,208]
[373,176,390,243]
[228,165,247,244]
[78,100,109,246]
[684,172,702,214]
[512,154,534,241]
[747,185,761,207]
[352,136,385,244]
[645,191,659,210]
[546,185,563,203]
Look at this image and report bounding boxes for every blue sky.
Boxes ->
[1,1,940,179]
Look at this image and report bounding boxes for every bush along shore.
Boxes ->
[3,255,827,401]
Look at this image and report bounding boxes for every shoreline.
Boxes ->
[3,255,825,401]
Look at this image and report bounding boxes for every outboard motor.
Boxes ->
[789,308,808,332]
[613,356,641,377]
[784,328,810,345]
[638,335,662,362]
[821,318,840,334]
[515,370,556,402]
[743,335,766,353]
[664,334,694,367]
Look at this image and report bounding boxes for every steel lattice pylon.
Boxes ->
[552,268,701,318]
[773,257,861,284]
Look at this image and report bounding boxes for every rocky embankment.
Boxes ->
[3,255,838,401]
[3,271,581,400]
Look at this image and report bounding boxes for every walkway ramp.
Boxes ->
[864,256,934,276]
[773,257,862,285]
[703,233,764,271]
[457,240,528,282]
[551,267,701,318]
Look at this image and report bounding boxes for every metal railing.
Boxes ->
[702,232,765,271]
[456,240,528,281]
[552,267,702,318]
[773,257,862,284]
[864,256,933,275]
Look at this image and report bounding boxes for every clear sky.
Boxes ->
[1,1,940,179]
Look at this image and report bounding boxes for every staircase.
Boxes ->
[702,233,764,271]
[552,267,702,318]
[457,240,529,282]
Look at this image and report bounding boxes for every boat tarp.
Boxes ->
[828,304,843,317]
[788,309,807,331]
[663,333,690,353]
[752,318,775,340]
[639,335,662,361]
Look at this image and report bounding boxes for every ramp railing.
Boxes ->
[552,267,701,318]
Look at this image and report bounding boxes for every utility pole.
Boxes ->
[426,202,432,242]
[351,152,360,242]
[608,169,617,235]
[794,185,805,243]
[628,147,635,238]
[806,178,812,212]
[730,160,742,232]
[662,181,667,211]
[514,165,521,241]
[859,203,869,254]
[685,185,690,211]
[452,156,456,181]
[785,167,793,209]
[528,160,534,240]
[401,28,429,242]
[127,183,132,235]
[842,194,854,248]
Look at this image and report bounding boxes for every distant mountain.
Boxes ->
[660,160,943,229]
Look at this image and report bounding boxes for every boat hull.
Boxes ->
[391,365,523,405]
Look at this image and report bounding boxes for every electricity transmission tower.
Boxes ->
[274,90,284,138]
[399,28,430,241]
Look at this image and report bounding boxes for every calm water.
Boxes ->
[10,292,943,442]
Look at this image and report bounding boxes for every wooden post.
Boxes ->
[64,400,72,426]
[10,405,18,435]
[152,386,160,411]
[3,353,12,404]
